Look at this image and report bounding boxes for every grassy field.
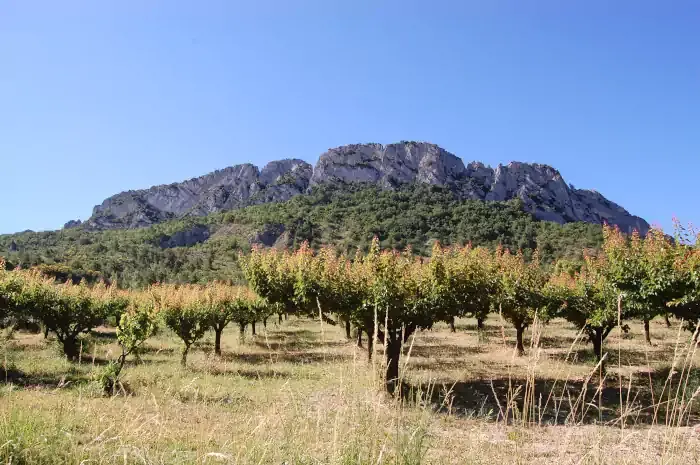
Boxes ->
[1,315,700,464]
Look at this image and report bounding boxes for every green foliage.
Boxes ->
[240,248,298,315]
[494,249,548,355]
[359,238,428,331]
[153,284,212,367]
[116,299,157,359]
[15,274,111,360]
[247,295,275,325]
[292,244,364,326]
[422,244,499,325]
[33,263,103,284]
[603,226,686,343]
[0,185,604,288]
[202,283,262,354]
[0,260,22,323]
[545,255,626,361]
[98,297,158,394]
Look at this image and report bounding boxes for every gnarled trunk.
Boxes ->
[366,327,374,361]
[515,324,525,356]
[477,317,485,331]
[589,326,613,374]
[61,334,80,361]
[180,345,190,367]
[357,329,363,348]
[385,333,402,394]
[365,325,387,362]
[591,330,603,362]
[644,319,652,345]
[665,314,671,328]
[251,321,256,336]
[449,317,456,333]
[214,326,223,356]
[345,319,351,339]
[239,322,246,343]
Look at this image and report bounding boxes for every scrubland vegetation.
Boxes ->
[0,185,602,287]
[2,223,700,464]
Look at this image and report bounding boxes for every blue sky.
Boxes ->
[1,1,698,234]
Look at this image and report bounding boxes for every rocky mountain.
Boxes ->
[84,160,312,229]
[78,142,649,234]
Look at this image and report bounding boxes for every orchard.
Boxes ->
[2,223,700,395]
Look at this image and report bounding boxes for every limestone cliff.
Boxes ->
[79,142,648,234]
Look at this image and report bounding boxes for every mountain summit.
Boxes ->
[73,142,648,234]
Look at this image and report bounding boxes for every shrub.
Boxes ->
[152,284,210,367]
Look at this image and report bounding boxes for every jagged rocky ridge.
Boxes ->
[74,142,649,234]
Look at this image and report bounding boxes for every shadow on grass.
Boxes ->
[402,367,700,426]
[139,345,177,356]
[89,329,117,340]
[271,328,318,338]
[175,390,256,406]
[538,334,578,350]
[554,345,679,368]
[222,351,351,365]
[407,343,486,360]
[0,366,90,389]
[187,365,297,379]
[252,339,348,351]
[456,324,502,335]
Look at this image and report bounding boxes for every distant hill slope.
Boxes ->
[2,184,603,288]
[67,141,648,235]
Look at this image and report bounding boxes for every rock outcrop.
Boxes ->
[249,223,287,247]
[157,224,210,249]
[311,142,648,234]
[85,159,312,229]
[63,219,82,229]
[310,142,466,188]
[79,142,649,234]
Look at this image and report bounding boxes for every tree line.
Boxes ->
[2,224,700,394]
[0,265,273,393]
[240,224,700,391]
[0,184,603,288]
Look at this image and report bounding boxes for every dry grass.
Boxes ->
[1,316,700,464]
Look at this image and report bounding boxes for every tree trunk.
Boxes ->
[345,319,351,339]
[357,329,363,348]
[449,317,456,333]
[590,327,610,374]
[180,345,190,367]
[106,353,128,395]
[285,313,288,321]
[665,314,671,328]
[278,313,283,325]
[263,318,267,329]
[367,328,374,361]
[239,322,246,343]
[591,330,603,362]
[214,327,223,356]
[515,324,525,356]
[644,319,652,345]
[477,317,485,331]
[61,334,80,361]
[252,321,256,336]
[43,325,50,339]
[385,334,402,394]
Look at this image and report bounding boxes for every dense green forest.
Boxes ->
[0,184,603,288]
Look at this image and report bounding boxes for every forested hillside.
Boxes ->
[0,184,603,288]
